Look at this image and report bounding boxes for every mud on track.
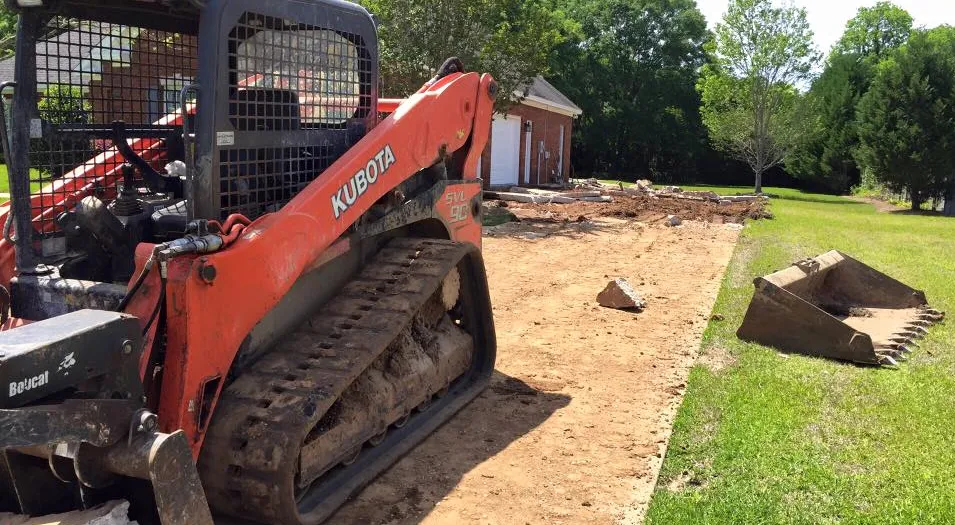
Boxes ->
[331,218,740,524]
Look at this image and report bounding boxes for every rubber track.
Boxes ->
[198,238,473,525]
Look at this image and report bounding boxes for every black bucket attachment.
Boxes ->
[737,251,945,366]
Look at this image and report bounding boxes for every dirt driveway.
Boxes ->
[332,217,740,524]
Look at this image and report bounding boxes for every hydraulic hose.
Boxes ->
[141,276,167,337]
[117,258,154,312]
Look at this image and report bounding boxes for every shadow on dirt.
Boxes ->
[329,371,572,525]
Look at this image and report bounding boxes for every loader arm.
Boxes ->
[122,71,496,453]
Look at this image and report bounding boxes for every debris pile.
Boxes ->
[486,193,770,228]
[485,179,767,207]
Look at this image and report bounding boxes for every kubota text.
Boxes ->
[332,145,397,219]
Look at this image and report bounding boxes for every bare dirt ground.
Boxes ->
[847,196,903,213]
[331,217,740,525]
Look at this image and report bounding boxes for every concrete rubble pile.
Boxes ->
[484,179,767,206]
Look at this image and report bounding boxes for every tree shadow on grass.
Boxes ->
[330,371,571,524]
[773,194,866,205]
[887,208,951,217]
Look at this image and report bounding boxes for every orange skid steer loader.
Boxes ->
[0,1,496,523]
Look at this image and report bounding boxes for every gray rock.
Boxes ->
[597,279,647,310]
[665,215,682,227]
[0,500,137,525]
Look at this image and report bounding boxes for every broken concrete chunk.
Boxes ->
[0,501,137,525]
[560,190,602,199]
[721,195,764,202]
[546,195,578,204]
[597,278,647,310]
[665,215,682,227]
[683,190,721,201]
[577,196,614,203]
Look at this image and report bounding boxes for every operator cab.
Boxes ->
[2,0,377,317]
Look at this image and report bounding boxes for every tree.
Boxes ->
[699,0,818,193]
[855,27,955,211]
[548,0,710,180]
[33,85,94,177]
[788,3,913,194]
[358,0,568,107]
[787,53,874,193]
[0,7,15,58]
[832,2,913,59]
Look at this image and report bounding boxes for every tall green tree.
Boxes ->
[832,1,913,58]
[549,0,710,180]
[358,0,569,105]
[856,27,955,211]
[788,2,912,193]
[699,0,818,193]
[787,54,874,192]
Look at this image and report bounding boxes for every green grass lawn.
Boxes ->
[646,191,955,524]
[0,164,46,201]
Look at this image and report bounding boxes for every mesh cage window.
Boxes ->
[218,13,373,220]
[235,27,361,127]
[28,18,197,256]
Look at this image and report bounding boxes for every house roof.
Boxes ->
[515,76,582,118]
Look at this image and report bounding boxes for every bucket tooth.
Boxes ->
[890,336,916,346]
[737,250,938,366]
[880,342,913,354]
[879,355,899,367]
[876,348,900,359]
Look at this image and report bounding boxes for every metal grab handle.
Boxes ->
[0,81,17,243]
[180,83,199,221]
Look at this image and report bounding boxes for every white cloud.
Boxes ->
[696,0,955,54]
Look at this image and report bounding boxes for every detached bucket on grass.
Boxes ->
[737,251,945,366]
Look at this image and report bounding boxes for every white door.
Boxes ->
[490,115,521,186]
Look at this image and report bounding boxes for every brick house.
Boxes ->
[479,76,583,188]
[0,23,197,125]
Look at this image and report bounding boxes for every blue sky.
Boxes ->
[696,0,955,54]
